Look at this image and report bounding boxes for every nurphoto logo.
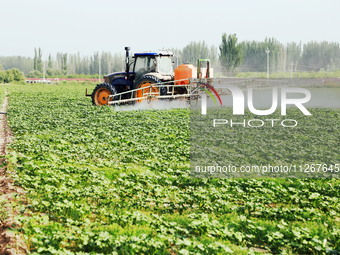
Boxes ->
[200,83,312,128]
[201,84,311,116]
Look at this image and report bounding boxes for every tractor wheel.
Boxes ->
[92,83,117,106]
[134,75,166,103]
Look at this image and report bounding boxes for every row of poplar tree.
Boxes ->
[27,50,125,77]
[1,35,340,76]
[238,37,340,73]
[182,35,340,73]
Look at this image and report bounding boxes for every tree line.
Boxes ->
[238,39,340,73]
[1,37,340,78]
[26,48,125,78]
[0,56,33,75]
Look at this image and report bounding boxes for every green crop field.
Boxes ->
[4,83,340,254]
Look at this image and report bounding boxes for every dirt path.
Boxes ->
[0,95,27,254]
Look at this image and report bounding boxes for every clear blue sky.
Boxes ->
[1,0,339,58]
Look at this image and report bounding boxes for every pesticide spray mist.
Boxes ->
[113,99,189,112]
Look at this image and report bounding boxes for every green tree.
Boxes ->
[209,45,218,67]
[34,48,37,70]
[27,70,43,78]
[90,52,99,75]
[37,47,43,73]
[9,68,25,81]
[0,56,34,75]
[101,51,109,75]
[168,48,182,68]
[0,71,5,83]
[81,56,90,75]
[57,52,63,70]
[63,53,68,74]
[112,52,124,72]
[182,41,210,65]
[301,41,340,71]
[46,68,54,77]
[239,37,284,73]
[285,41,301,72]
[219,33,243,73]
[4,70,14,83]
[48,53,52,68]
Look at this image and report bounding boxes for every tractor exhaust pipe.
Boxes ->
[125,47,130,80]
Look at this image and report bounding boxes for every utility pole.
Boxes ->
[283,44,287,73]
[99,55,101,83]
[175,52,181,67]
[290,62,294,78]
[265,48,270,84]
[265,48,270,79]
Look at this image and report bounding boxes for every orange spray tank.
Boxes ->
[174,64,197,85]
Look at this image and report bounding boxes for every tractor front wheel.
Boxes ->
[92,83,117,106]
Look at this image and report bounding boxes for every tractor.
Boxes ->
[87,47,176,105]
[86,47,212,105]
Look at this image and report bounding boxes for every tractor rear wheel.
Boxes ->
[134,75,166,103]
[92,83,117,106]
